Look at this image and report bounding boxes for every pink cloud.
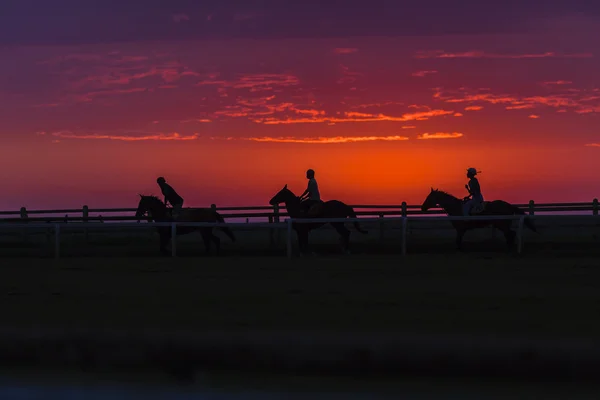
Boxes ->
[415,50,593,59]
[412,70,438,77]
[542,80,573,85]
[172,14,190,23]
[334,48,359,55]
[434,87,600,115]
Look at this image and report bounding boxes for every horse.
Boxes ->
[421,188,537,251]
[269,185,368,255]
[135,195,235,256]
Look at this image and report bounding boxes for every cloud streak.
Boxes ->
[433,87,600,115]
[215,135,410,144]
[415,50,593,59]
[334,48,358,55]
[412,70,438,77]
[416,132,464,140]
[46,131,199,141]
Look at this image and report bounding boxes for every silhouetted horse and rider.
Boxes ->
[135,177,235,255]
[269,169,368,255]
[421,168,537,250]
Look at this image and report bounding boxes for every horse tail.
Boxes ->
[511,206,538,233]
[215,212,236,242]
[347,206,368,234]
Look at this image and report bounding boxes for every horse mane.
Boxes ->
[141,194,164,204]
[435,189,459,200]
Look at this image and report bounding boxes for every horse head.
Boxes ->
[421,187,440,212]
[136,194,166,219]
[269,184,295,206]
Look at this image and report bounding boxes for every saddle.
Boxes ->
[469,201,489,215]
[301,201,324,217]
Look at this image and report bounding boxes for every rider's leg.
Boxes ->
[462,199,473,216]
[172,202,183,219]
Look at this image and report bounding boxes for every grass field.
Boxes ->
[2,254,600,381]
[0,214,599,257]
[1,254,599,337]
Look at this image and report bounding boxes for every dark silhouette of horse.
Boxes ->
[421,188,537,251]
[135,195,235,256]
[269,185,368,255]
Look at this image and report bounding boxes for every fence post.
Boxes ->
[528,200,535,215]
[593,198,598,216]
[401,217,407,257]
[54,223,60,259]
[82,205,89,242]
[516,215,525,254]
[401,202,407,217]
[273,204,280,245]
[286,218,293,259]
[171,222,177,257]
[20,207,28,242]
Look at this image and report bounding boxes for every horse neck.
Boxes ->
[282,193,302,216]
[149,201,168,220]
[437,192,462,215]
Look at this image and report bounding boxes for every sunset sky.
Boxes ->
[1,0,599,210]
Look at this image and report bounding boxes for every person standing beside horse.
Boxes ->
[298,169,322,216]
[156,176,184,219]
[463,167,484,216]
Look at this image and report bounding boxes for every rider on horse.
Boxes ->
[157,177,184,219]
[298,169,323,216]
[463,168,484,215]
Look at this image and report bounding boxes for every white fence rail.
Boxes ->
[1,214,598,259]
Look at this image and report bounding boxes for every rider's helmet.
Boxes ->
[466,168,478,176]
[157,176,166,184]
[306,169,315,178]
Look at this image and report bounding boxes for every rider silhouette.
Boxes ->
[298,169,322,214]
[157,177,184,219]
[463,168,484,216]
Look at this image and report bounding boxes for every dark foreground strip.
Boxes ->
[0,329,598,383]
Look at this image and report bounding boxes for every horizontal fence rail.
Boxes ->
[0,199,598,224]
[1,214,599,259]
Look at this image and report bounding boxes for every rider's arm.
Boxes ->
[299,185,310,199]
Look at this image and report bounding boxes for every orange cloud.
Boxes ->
[49,131,199,141]
[416,132,463,140]
[465,105,483,111]
[252,108,454,124]
[334,48,358,55]
[528,114,540,119]
[585,143,600,147]
[216,135,410,144]
[415,50,593,59]
[453,112,463,117]
[412,70,438,77]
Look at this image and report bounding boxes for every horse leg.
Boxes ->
[331,222,351,254]
[210,232,221,255]
[158,229,170,256]
[200,228,211,255]
[296,227,310,256]
[500,222,516,248]
[456,228,466,252]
